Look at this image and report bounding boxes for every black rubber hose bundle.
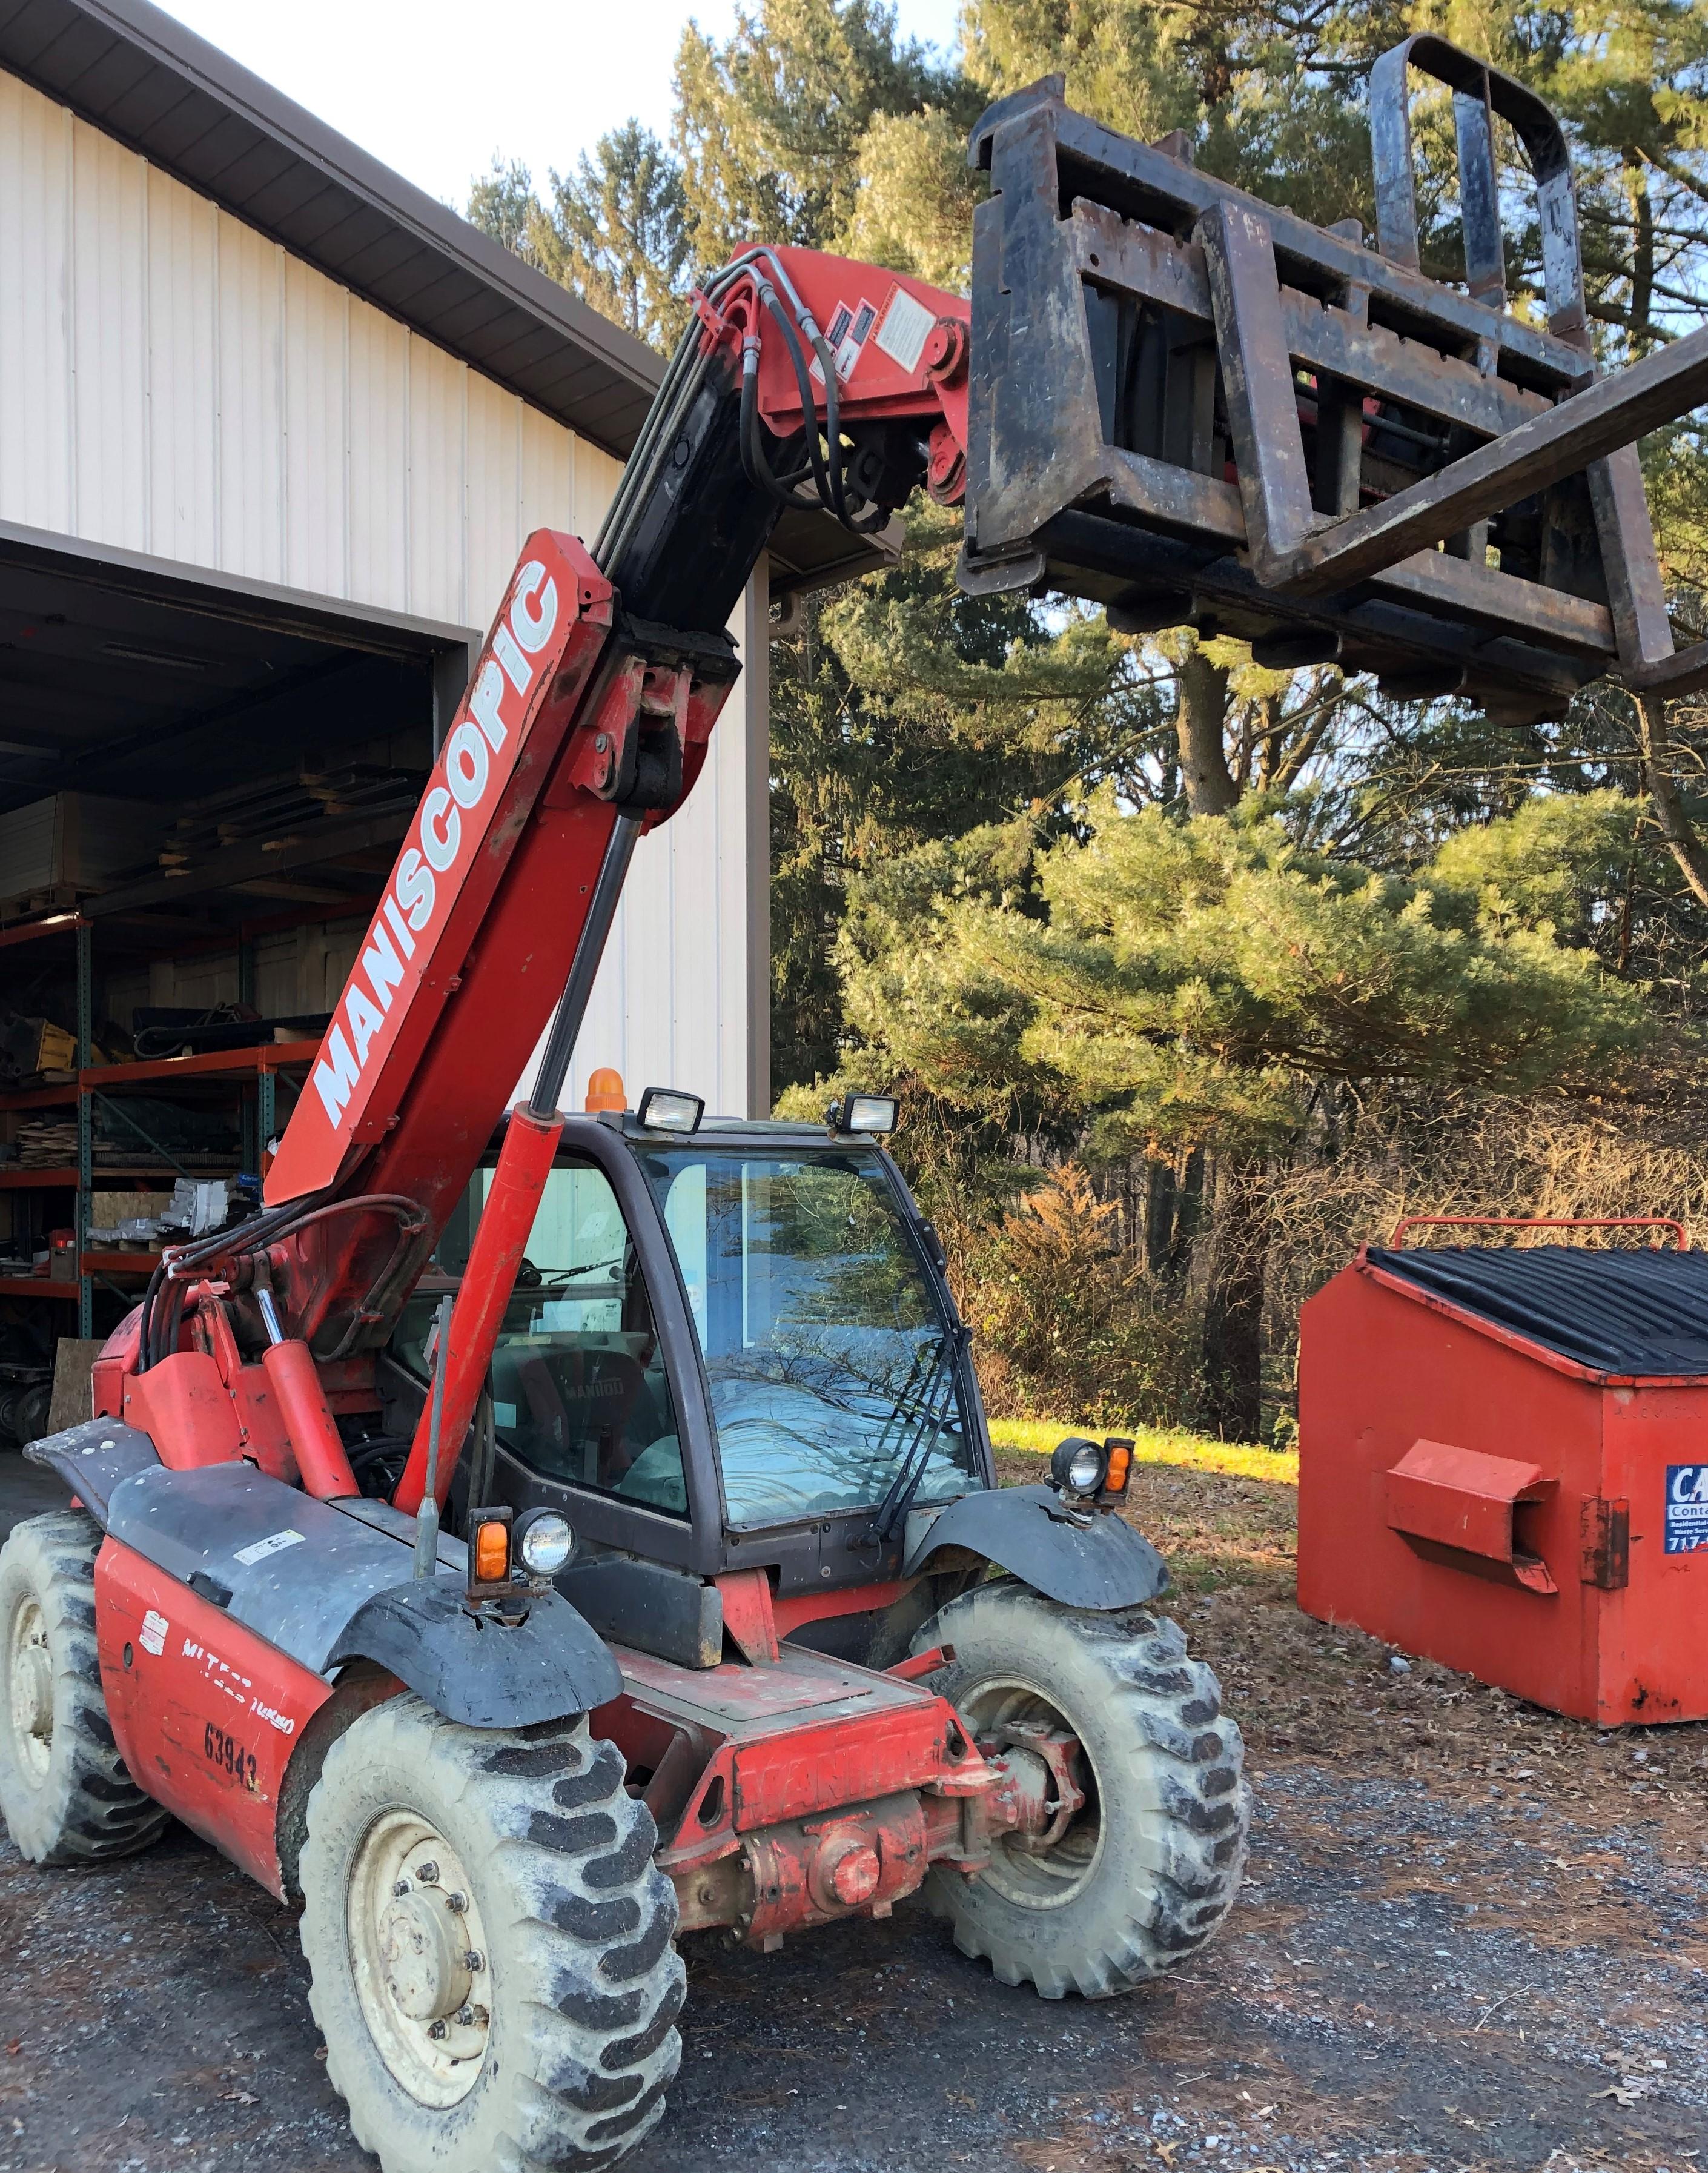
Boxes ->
[136,1192,424,1370]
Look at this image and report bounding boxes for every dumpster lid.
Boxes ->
[1364,1244,1708,1379]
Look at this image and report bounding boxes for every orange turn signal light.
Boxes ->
[473,1516,512,1584]
[1102,1438,1134,1496]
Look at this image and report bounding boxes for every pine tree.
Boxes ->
[468,157,537,258]
[772,507,1167,1084]
[672,0,970,262]
[466,0,1708,1439]
[467,129,693,352]
[833,788,1660,1433]
[669,0,1161,1090]
[528,123,695,350]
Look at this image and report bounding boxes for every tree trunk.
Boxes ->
[1168,1147,1205,1275]
[1626,156,1655,354]
[1250,691,1285,790]
[1636,691,1708,910]
[1176,643,1239,815]
[1141,1156,1171,1276]
[1199,1151,1267,1442]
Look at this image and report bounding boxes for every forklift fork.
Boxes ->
[965,36,1708,717]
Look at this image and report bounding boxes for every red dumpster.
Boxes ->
[1297,1224,1708,1725]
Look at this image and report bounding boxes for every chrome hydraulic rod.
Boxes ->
[412,1293,452,1576]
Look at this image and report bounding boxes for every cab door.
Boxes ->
[391,1129,723,1574]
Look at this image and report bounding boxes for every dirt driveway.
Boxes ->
[0,1450,1703,2173]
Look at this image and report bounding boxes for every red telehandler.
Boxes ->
[4,41,1706,2172]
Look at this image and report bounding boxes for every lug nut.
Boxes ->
[417,1862,440,1885]
[464,1949,485,1972]
[455,2006,475,2026]
[428,2020,448,2040]
[392,1879,411,1898]
[445,1891,468,1914]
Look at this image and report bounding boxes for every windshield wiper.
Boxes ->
[864,1336,935,1464]
[514,1257,626,1291]
[872,1323,967,1545]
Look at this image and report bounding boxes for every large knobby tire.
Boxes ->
[913,1582,1248,1999]
[0,1508,168,1866]
[300,1695,683,2173]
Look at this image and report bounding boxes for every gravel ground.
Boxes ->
[1,1453,1704,2173]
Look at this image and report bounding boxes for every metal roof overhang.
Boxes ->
[0,0,886,597]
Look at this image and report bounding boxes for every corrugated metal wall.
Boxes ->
[0,69,622,626]
[0,67,769,1116]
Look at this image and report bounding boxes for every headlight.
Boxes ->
[1050,1436,1108,1496]
[516,1510,575,1577]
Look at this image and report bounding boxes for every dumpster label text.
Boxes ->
[1665,1464,1708,1554]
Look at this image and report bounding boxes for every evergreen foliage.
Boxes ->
[469,126,693,348]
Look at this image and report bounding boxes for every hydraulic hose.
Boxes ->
[137,1192,425,1367]
[608,247,889,556]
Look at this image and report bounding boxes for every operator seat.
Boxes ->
[511,1345,647,1488]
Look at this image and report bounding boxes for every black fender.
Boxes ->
[98,1460,618,1728]
[24,1416,161,1523]
[327,1581,623,1728]
[904,1484,1168,1610]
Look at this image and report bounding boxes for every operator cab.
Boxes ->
[374,1083,993,1644]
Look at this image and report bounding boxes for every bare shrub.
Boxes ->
[1262,1081,1708,1424]
[954,1166,1199,1427]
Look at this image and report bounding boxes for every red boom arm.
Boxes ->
[243,248,969,1394]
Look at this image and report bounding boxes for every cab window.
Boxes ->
[402,1159,687,1518]
[631,1145,974,1526]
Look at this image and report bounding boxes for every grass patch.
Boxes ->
[988,1415,1298,1486]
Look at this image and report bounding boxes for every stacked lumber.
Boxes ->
[15,1116,76,1168]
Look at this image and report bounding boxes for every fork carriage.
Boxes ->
[962,36,1708,723]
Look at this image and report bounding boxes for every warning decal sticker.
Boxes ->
[874,284,936,376]
[811,299,881,384]
[1664,1464,1708,1554]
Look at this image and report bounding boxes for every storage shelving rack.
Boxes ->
[0,913,315,1336]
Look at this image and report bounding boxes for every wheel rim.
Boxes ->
[961,1674,1104,1910]
[346,1811,492,2107]
[6,1596,53,1787]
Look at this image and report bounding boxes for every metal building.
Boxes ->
[0,0,872,1379]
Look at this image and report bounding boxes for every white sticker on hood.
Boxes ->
[233,1528,306,1567]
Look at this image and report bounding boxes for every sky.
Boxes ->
[154,1,965,211]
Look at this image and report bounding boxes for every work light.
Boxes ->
[637,1086,704,1134]
[827,1093,900,1135]
[515,1508,575,1578]
[1051,1436,1108,1497]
